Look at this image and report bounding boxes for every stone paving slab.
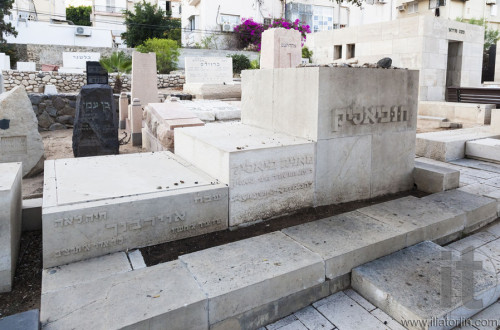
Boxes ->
[41,260,208,330]
[179,231,324,325]
[414,160,460,193]
[450,158,500,174]
[0,309,39,330]
[446,232,498,254]
[357,196,466,246]
[421,190,497,233]
[282,211,406,279]
[42,252,131,294]
[352,241,499,330]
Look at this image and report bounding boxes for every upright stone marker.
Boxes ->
[72,84,119,157]
[131,52,158,106]
[62,52,101,69]
[184,57,233,84]
[86,61,109,85]
[260,28,302,69]
[16,62,36,71]
[0,86,45,177]
[0,72,4,93]
[0,162,22,293]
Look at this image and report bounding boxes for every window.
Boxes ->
[179,5,182,14]
[407,1,418,13]
[312,6,334,32]
[334,45,342,60]
[429,0,445,9]
[285,3,313,28]
[166,1,171,12]
[220,14,240,25]
[189,16,198,31]
[347,44,355,59]
[106,0,115,12]
[264,18,272,26]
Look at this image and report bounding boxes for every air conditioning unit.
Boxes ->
[486,0,496,5]
[377,0,387,4]
[75,26,92,36]
[397,4,406,11]
[222,23,234,32]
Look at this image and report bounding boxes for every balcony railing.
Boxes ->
[93,5,126,14]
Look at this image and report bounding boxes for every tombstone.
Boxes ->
[131,52,158,106]
[260,28,302,69]
[0,162,22,293]
[72,84,119,157]
[16,62,36,71]
[184,57,233,84]
[0,53,11,70]
[62,52,100,70]
[86,61,109,85]
[0,72,4,93]
[0,86,45,177]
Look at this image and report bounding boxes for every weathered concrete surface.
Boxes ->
[466,138,500,163]
[352,241,499,330]
[418,101,494,125]
[42,252,131,294]
[416,127,500,162]
[0,162,22,293]
[183,83,241,100]
[414,160,460,193]
[422,190,497,233]
[42,151,228,268]
[179,232,325,326]
[282,211,406,279]
[357,196,466,246]
[175,123,315,226]
[0,309,40,330]
[0,86,45,177]
[41,260,208,330]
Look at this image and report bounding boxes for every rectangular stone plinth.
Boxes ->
[282,211,406,279]
[183,83,241,100]
[41,260,208,330]
[414,160,460,193]
[175,123,315,226]
[0,162,22,293]
[466,138,500,163]
[42,152,228,268]
[179,232,324,326]
[352,241,499,330]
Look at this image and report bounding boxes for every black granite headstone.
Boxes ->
[86,61,109,85]
[72,84,119,157]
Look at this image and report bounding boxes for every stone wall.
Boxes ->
[3,71,185,93]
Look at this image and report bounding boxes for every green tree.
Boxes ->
[456,17,500,51]
[100,51,132,93]
[66,6,92,26]
[136,38,180,74]
[0,0,17,44]
[122,1,180,48]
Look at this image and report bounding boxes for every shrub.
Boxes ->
[302,46,313,63]
[99,51,132,93]
[136,38,180,74]
[250,59,260,69]
[228,54,251,74]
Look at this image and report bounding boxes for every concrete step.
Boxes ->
[466,138,500,164]
[414,160,460,193]
[417,115,448,129]
[352,241,500,330]
[416,127,499,162]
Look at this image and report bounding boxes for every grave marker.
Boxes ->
[16,62,36,71]
[63,52,100,69]
[86,61,109,85]
[260,28,302,69]
[72,84,119,157]
[131,51,158,105]
[184,57,233,84]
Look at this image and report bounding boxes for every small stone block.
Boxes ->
[0,309,40,330]
[41,260,208,329]
[282,211,406,279]
[128,249,146,270]
[422,190,497,233]
[414,160,460,193]
[357,196,466,246]
[179,231,325,325]
[466,138,500,163]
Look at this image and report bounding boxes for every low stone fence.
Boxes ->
[3,71,185,93]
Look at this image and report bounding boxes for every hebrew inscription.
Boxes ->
[332,105,409,132]
[0,136,27,155]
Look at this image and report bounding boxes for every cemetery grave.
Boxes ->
[2,27,500,330]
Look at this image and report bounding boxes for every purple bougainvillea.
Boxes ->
[233,18,311,51]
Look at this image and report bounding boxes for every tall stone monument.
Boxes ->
[0,86,45,177]
[260,28,302,69]
[131,52,158,106]
[72,84,119,157]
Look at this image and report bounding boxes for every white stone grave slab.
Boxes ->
[62,52,100,69]
[184,57,233,84]
[0,162,22,293]
[175,122,315,226]
[131,51,158,106]
[0,86,45,177]
[0,54,11,70]
[42,151,228,268]
[16,62,36,71]
[466,138,500,163]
